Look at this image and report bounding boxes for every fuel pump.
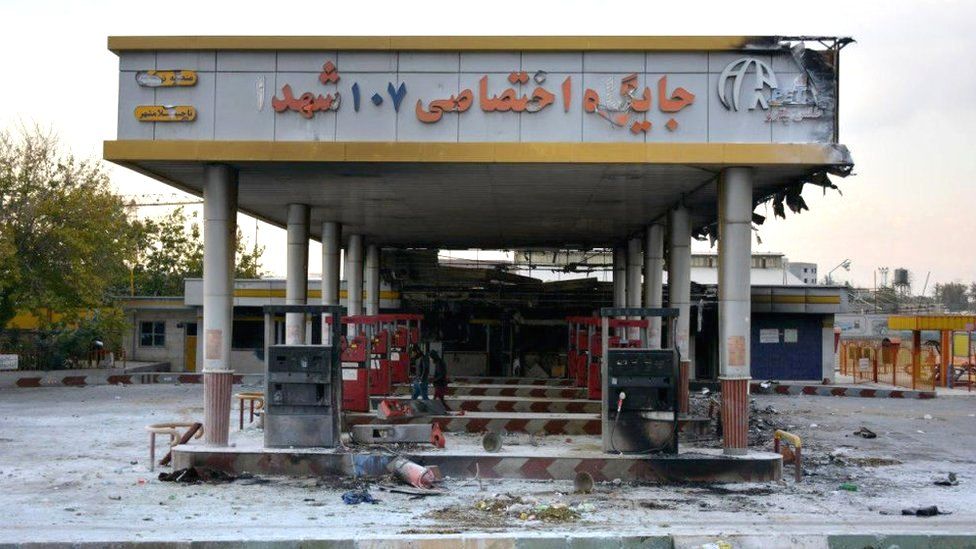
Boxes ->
[388,314,422,384]
[262,305,344,448]
[565,317,591,387]
[366,316,392,397]
[599,307,680,454]
[332,315,372,412]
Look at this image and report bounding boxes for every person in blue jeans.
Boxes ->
[410,345,430,400]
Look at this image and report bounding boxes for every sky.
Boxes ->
[1,0,973,291]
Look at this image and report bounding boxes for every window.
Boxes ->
[140,321,166,347]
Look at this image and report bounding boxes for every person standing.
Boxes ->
[430,350,449,411]
[411,345,430,400]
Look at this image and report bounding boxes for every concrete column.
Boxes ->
[285,204,310,345]
[612,247,626,308]
[644,223,665,349]
[321,221,341,345]
[612,246,626,338]
[718,167,754,455]
[667,205,691,360]
[626,237,642,341]
[345,234,364,336]
[202,164,237,447]
[365,243,380,316]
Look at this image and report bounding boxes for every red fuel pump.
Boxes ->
[388,314,423,384]
[324,315,372,412]
[566,317,595,389]
[367,323,392,397]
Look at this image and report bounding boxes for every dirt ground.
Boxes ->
[0,383,974,543]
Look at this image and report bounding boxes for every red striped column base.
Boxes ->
[720,377,750,456]
[203,370,234,446]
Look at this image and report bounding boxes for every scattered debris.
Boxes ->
[475,495,582,523]
[934,472,959,487]
[378,484,444,498]
[845,457,901,467]
[573,471,594,494]
[901,505,950,517]
[922,414,933,420]
[341,490,379,505]
[387,456,436,489]
[639,500,673,510]
[482,432,502,453]
[853,426,877,439]
[157,467,236,484]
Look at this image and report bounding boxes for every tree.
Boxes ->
[933,282,969,312]
[0,127,137,328]
[129,207,264,296]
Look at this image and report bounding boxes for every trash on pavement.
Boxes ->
[934,472,958,486]
[341,490,379,505]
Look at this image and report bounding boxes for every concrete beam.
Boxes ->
[644,223,665,349]
[365,244,380,316]
[285,204,310,345]
[202,164,237,447]
[321,221,341,345]
[345,234,364,336]
[667,205,691,360]
[718,166,754,455]
[626,236,642,341]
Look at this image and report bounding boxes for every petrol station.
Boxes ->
[105,35,853,483]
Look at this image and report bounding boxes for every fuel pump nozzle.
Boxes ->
[616,391,627,414]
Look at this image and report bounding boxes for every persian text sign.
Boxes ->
[0,354,18,371]
[117,50,835,143]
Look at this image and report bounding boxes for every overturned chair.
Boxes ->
[145,422,204,471]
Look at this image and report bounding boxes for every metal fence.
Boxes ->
[839,340,938,391]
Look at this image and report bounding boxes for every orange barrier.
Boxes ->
[839,340,937,391]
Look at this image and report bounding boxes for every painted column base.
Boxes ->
[203,370,234,446]
[678,360,691,415]
[720,376,750,456]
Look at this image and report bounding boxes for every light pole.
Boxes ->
[826,259,851,285]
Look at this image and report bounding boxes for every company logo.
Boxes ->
[717,57,778,111]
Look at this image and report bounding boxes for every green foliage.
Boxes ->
[0,126,137,328]
[130,207,265,296]
[52,307,128,367]
[933,282,970,312]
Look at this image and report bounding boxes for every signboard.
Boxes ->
[0,354,18,371]
[857,357,871,373]
[759,329,779,344]
[117,49,834,144]
[784,329,798,343]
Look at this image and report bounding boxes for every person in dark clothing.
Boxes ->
[430,350,449,410]
[411,345,430,400]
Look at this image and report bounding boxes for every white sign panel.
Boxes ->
[858,358,871,373]
[0,354,18,371]
[117,50,832,144]
[784,329,799,344]
[759,329,779,344]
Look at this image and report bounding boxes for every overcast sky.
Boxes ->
[1,0,973,290]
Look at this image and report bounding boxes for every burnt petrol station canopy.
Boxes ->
[105,36,853,247]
